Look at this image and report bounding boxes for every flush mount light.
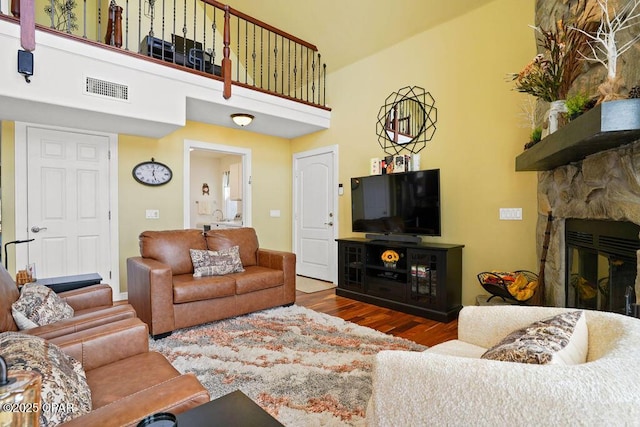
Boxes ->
[231,113,254,127]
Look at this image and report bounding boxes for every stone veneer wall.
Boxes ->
[533,0,640,306]
[537,140,640,307]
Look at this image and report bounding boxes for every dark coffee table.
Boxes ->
[176,390,284,426]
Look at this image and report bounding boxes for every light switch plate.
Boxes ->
[146,209,160,219]
[499,208,522,220]
[270,210,281,217]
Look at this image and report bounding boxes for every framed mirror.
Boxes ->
[385,97,426,144]
[377,86,437,155]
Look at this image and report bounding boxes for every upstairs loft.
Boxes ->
[0,0,331,138]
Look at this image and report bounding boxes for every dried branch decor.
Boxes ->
[510,3,597,102]
[570,0,640,101]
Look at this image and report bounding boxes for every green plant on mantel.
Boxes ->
[565,93,591,120]
[530,127,542,143]
[44,0,78,32]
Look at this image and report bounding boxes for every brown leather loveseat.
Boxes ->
[127,227,296,337]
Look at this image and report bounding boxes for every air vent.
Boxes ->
[566,230,593,247]
[85,77,129,101]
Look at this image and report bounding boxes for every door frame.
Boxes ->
[183,139,252,228]
[292,145,339,284]
[14,122,120,297]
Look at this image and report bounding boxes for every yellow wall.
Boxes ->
[0,122,16,268]
[118,121,292,291]
[293,0,538,305]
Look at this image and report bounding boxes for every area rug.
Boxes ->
[149,304,426,426]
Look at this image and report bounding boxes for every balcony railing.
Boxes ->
[4,0,328,109]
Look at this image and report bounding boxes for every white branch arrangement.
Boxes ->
[518,96,539,130]
[572,0,640,79]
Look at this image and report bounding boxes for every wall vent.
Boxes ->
[85,77,129,101]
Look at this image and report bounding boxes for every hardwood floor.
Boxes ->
[295,289,458,347]
[120,289,457,347]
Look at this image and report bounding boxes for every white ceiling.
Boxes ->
[227,0,498,72]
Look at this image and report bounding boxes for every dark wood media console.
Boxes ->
[336,238,464,322]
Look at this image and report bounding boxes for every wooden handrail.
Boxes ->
[200,0,318,52]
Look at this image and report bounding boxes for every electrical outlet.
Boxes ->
[270,210,281,217]
[499,208,522,220]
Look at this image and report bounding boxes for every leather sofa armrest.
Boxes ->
[257,249,296,303]
[127,257,176,336]
[50,317,149,371]
[59,284,113,311]
[24,304,137,340]
[60,374,209,427]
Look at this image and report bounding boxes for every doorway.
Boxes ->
[14,123,119,297]
[293,145,338,283]
[183,140,251,229]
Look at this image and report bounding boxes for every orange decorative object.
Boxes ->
[381,250,400,263]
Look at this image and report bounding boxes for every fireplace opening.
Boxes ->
[566,219,640,314]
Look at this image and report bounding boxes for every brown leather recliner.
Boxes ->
[127,227,296,337]
[0,264,136,339]
[52,317,210,426]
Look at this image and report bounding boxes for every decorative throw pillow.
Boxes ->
[481,310,588,365]
[190,246,245,277]
[0,332,92,426]
[11,283,74,330]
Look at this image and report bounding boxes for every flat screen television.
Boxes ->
[351,169,441,237]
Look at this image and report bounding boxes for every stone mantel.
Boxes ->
[516,99,640,171]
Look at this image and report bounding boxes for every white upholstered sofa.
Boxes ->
[366,305,640,426]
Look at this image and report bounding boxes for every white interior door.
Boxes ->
[294,147,338,282]
[24,127,112,282]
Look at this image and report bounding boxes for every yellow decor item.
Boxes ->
[507,273,539,302]
[381,250,400,263]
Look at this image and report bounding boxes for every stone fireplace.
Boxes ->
[537,141,640,309]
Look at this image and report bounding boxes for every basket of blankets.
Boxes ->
[477,270,539,303]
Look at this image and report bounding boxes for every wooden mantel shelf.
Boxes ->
[515,99,640,171]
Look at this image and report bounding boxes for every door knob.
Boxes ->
[30,226,47,233]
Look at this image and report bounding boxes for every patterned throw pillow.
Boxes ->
[190,246,245,277]
[11,283,74,330]
[481,310,588,365]
[0,332,92,426]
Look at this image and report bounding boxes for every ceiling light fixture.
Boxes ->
[231,113,254,127]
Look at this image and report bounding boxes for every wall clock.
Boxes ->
[132,158,173,186]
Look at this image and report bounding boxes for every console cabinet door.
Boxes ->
[338,242,365,291]
[407,249,444,309]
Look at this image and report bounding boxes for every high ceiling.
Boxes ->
[227,0,497,72]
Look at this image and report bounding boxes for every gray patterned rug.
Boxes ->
[149,304,426,426]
